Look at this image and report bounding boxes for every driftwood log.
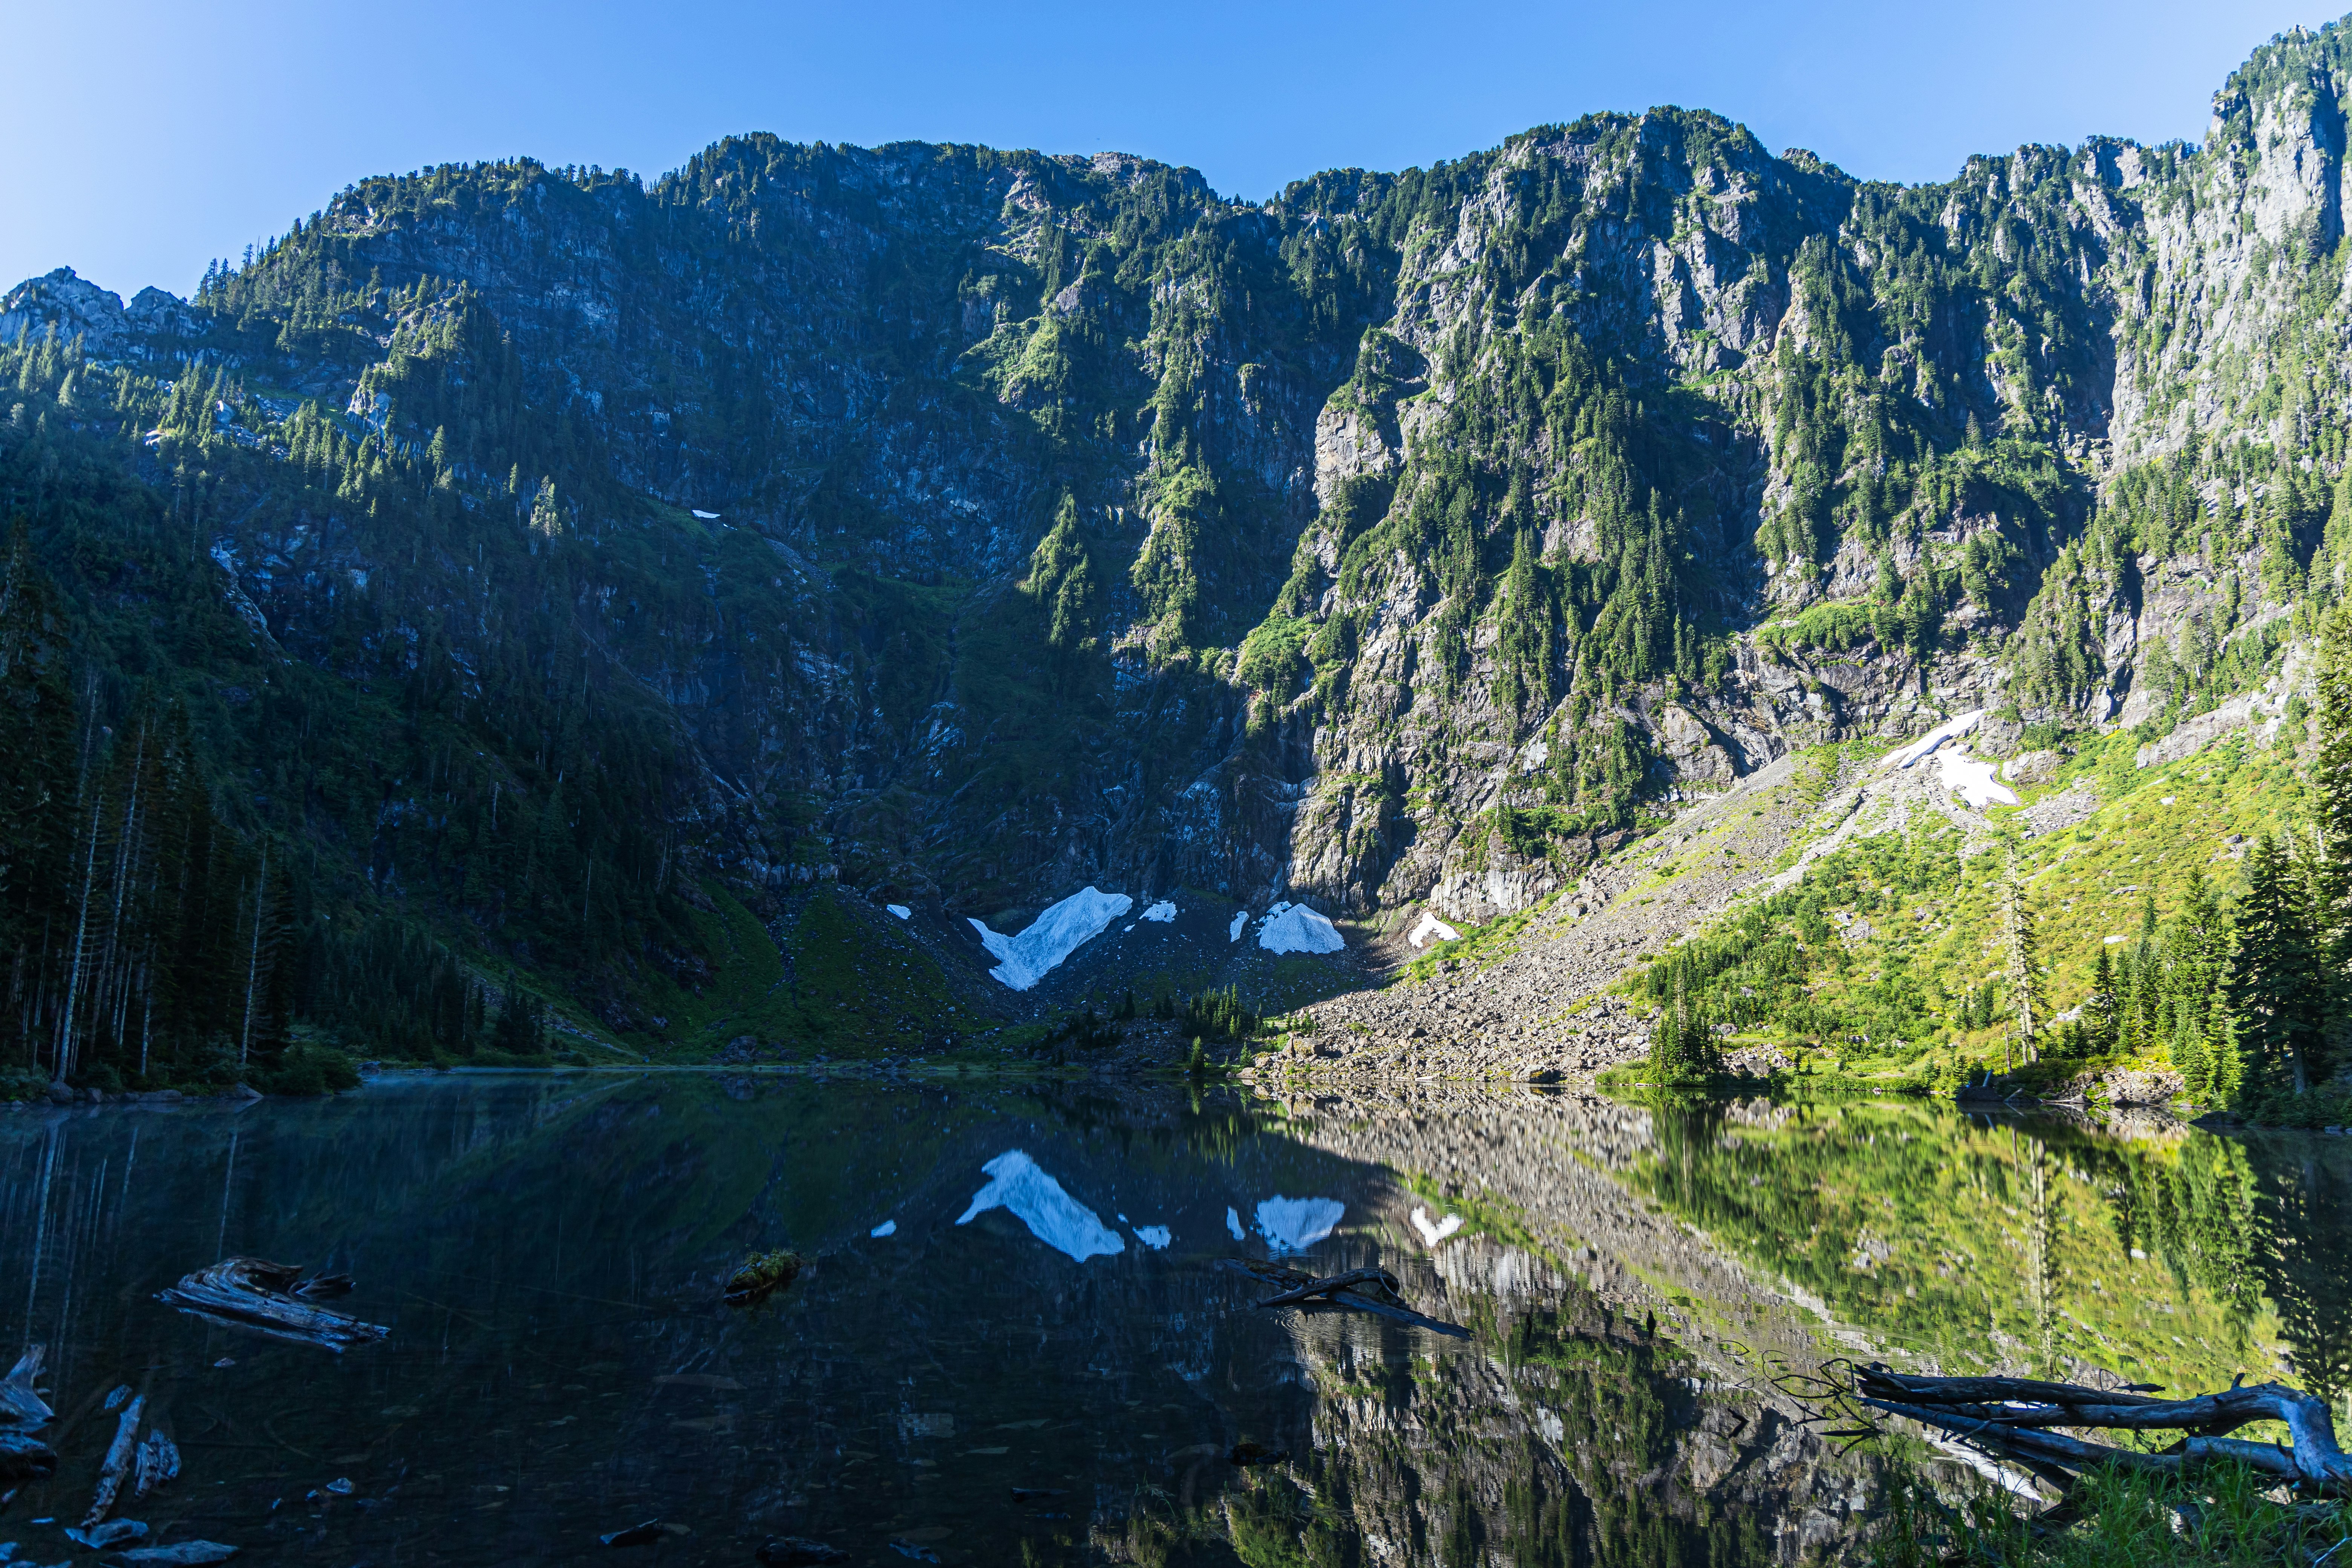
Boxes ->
[135,1428,182,1497]
[83,1393,147,1525]
[1219,1259,1471,1338]
[0,1344,51,1426]
[0,1424,57,1482]
[0,1343,57,1482]
[1847,1364,2352,1504]
[157,1257,388,1352]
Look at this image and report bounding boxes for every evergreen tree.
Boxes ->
[2083,947,2119,1055]
[491,974,546,1057]
[2002,856,2046,1060]
[2227,833,2321,1096]
[2312,603,2352,1068]
[1648,972,1720,1084]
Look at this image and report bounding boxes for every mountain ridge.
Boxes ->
[6,19,2352,1082]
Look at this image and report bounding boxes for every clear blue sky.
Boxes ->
[5,1,2338,301]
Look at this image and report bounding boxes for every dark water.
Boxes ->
[2,1076,2345,1566]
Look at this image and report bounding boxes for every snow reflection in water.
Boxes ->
[954,1150,1124,1261]
[1255,1195,1344,1254]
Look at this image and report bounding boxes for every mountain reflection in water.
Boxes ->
[1,1075,2344,1566]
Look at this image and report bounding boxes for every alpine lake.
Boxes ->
[2,1072,2346,1566]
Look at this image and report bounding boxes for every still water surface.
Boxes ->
[2,1075,2344,1565]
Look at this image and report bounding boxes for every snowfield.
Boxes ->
[1257,901,1344,954]
[968,886,1132,989]
[1407,911,1462,948]
[1882,708,2017,809]
[1936,752,2018,809]
[1884,709,1983,768]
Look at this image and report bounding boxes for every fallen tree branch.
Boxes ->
[1849,1366,2352,1501]
[1253,1268,1401,1309]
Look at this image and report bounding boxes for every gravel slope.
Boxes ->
[1258,743,2041,1086]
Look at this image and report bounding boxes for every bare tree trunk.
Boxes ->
[54,791,104,1085]
[237,845,268,1068]
[103,730,144,1058]
[137,956,153,1080]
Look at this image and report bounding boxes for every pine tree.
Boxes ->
[528,476,562,536]
[491,974,545,1057]
[2003,856,2046,1060]
[0,524,76,1071]
[2228,833,2320,1096]
[2312,603,2352,1072]
[1648,972,1719,1084]
[2084,947,2119,1054]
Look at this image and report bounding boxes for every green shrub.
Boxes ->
[1867,1458,2347,1566]
[260,1043,362,1096]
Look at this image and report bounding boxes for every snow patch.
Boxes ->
[1256,1196,1345,1254]
[1933,752,2018,810]
[1225,1206,1246,1241]
[870,1220,897,1238]
[886,904,911,920]
[956,1151,1124,1262]
[967,887,1133,989]
[1228,911,1247,944]
[1133,1225,1172,1250]
[1882,710,2015,808]
[1884,710,1984,769]
[1257,902,1344,955]
[1410,1207,1463,1247]
[1139,900,1177,923]
[691,508,721,519]
[1407,911,1462,949]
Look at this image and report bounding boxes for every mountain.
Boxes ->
[7,21,2352,1089]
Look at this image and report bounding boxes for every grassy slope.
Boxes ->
[1617,725,2306,1087]
[603,886,999,1061]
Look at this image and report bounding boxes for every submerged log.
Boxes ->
[0,1424,57,1481]
[0,1343,51,1426]
[1849,1366,2352,1502]
[113,1543,240,1565]
[83,1392,145,1526]
[1218,1259,1471,1338]
[135,1428,182,1496]
[157,1258,389,1353]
